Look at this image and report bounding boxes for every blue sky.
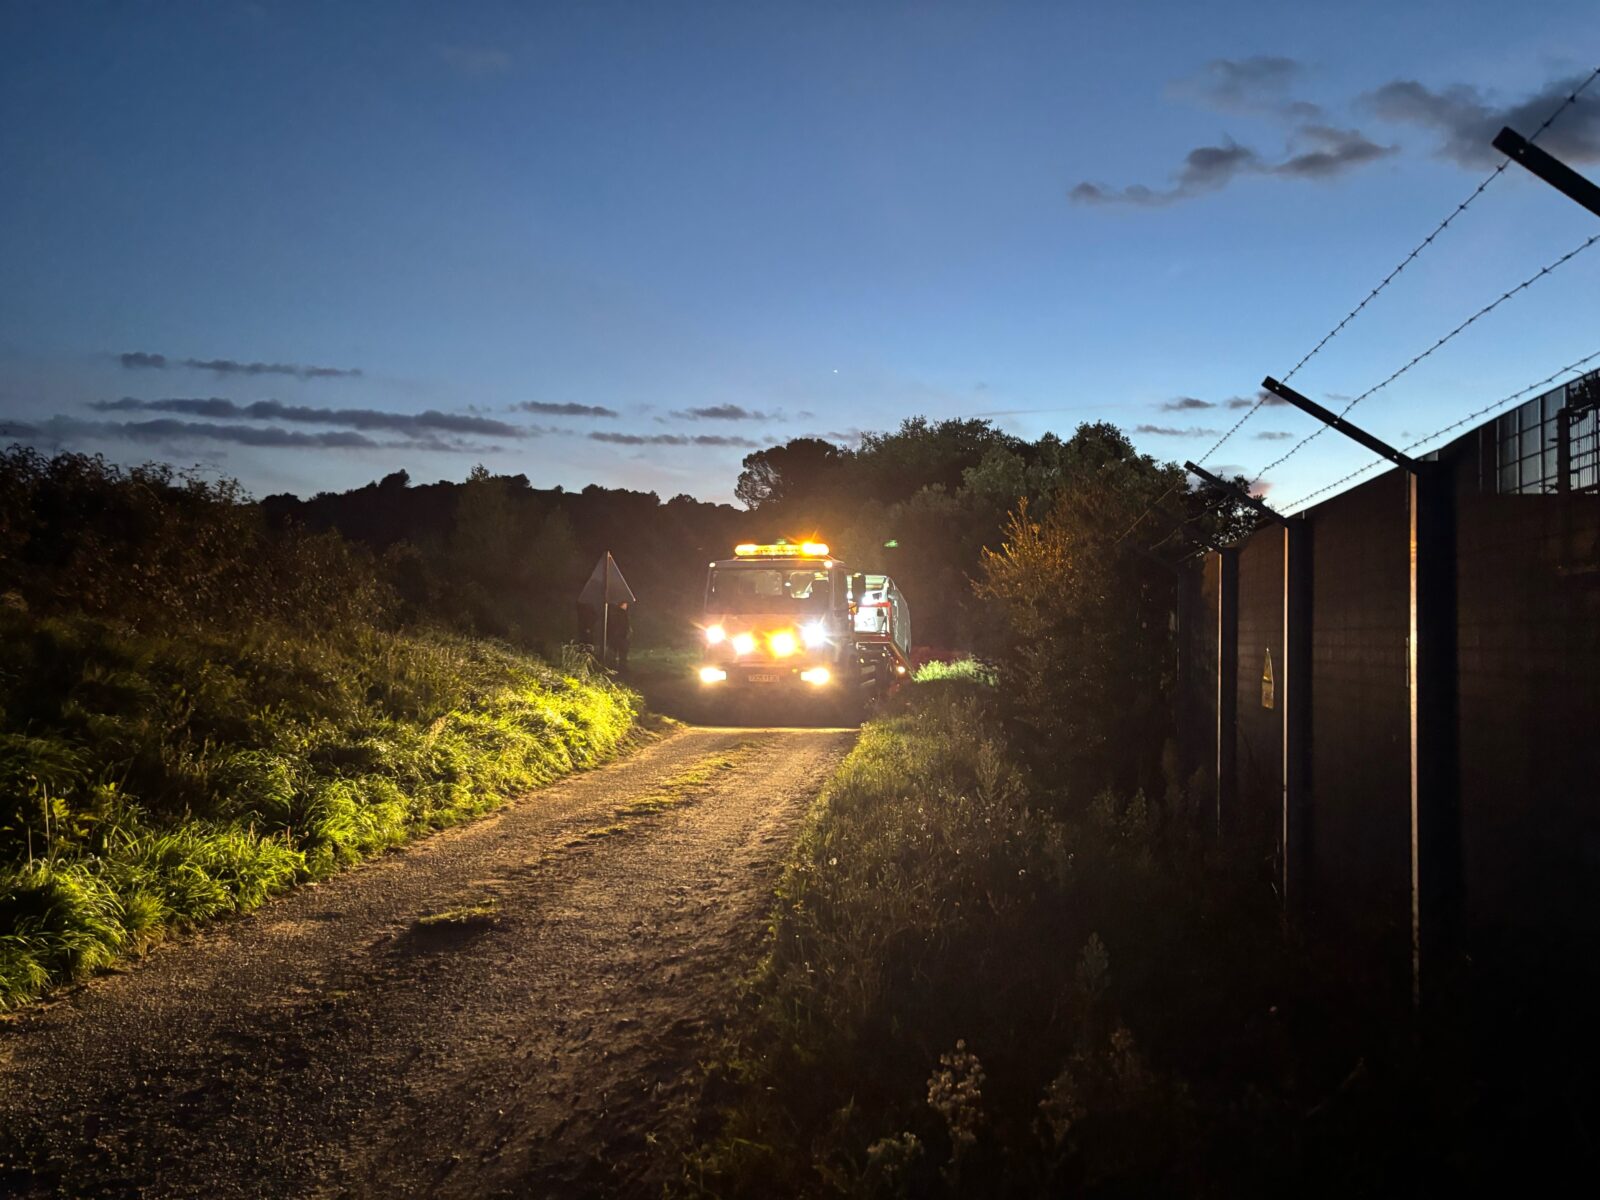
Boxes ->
[3,1,1597,507]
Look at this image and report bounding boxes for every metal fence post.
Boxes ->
[1410,464,1461,1008]
[1283,518,1313,913]
[1217,547,1239,836]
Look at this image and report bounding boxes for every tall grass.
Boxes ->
[0,448,640,1009]
[687,680,1369,1197]
[0,613,635,1009]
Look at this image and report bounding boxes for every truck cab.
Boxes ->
[697,541,910,720]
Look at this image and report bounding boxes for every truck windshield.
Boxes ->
[708,567,832,613]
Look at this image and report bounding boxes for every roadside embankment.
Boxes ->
[0,614,637,1009]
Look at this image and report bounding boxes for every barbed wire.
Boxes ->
[1195,63,1600,470]
[1251,230,1600,485]
[1277,64,1600,388]
[1117,65,1600,546]
[1276,349,1600,512]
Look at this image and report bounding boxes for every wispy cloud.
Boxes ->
[513,400,619,418]
[1180,55,1323,120]
[118,351,361,380]
[1161,396,1216,411]
[1225,391,1286,408]
[1071,140,1261,206]
[439,45,512,76]
[6,415,503,455]
[589,432,761,447]
[1255,430,1295,440]
[1365,72,1600,167]
[1073,54,1395,206]
[1274,124,1396,177]
[1136,424,1220,436]
[92,397,532,438]
[671,404,776,421]
[1072,127,1394,206]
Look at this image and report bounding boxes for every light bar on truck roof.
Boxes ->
[733,541,830,558]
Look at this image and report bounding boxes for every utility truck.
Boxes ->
[696,540,911,721]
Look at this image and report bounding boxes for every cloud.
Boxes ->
[513,400,619,418]
[439,45,512,76]
[1072,126,1391,206]
[1161,396,1216,411]
[93,397,531,438]
[1365,72,1600,167]
[1073,55,1394,206]
[1225,391,1286,408]
[1255,430,1295,440]
[588,432,761,448]
[671,404,776,421]
[1182,55,1323,119]
[1271,124,1396,178]
[7,415,501,454]
[1135,424,1221,436]
[119,351,361,379]
[1071,140,1260,206]
[11,416,374,449]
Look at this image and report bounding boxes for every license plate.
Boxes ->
[748,673,781,683]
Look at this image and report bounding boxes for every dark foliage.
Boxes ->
[0,446,387,632]
[262,466,758,652]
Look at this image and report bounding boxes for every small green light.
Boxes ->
[883,539,899,548]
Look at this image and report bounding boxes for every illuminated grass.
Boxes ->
[416,899,499,927]
[912,657,997,686]
[0,616,638,1010]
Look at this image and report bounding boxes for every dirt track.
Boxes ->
[0,723,855,1199]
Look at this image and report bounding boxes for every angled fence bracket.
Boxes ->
[1184,460,1285,525]
[1260,378,1419,471]
[1493,126,1600,221]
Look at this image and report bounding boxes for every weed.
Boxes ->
[416,899,499,927]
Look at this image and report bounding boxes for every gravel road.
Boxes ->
[0,723,855,1199]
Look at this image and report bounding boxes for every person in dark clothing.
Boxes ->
[610,601,630,672]
[576,601,597,650]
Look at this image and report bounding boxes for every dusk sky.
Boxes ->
[3,1,1598,508]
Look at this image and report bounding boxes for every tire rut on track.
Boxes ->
[0,723,856,1199]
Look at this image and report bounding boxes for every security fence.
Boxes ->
[1179,369,1600,1011]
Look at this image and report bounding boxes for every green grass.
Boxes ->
[911,657,997,686]
[416,899,500,927]
[0,610,637,1009]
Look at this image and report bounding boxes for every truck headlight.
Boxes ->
[800,667,831,686]
[769,630,798,658]
[699,665,727,684]
[704,624,726,645]
[731,632,756,656]
[801,620,827,648]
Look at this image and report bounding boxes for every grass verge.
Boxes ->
[682,681,1396,1197]
[0,611,637,1010]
